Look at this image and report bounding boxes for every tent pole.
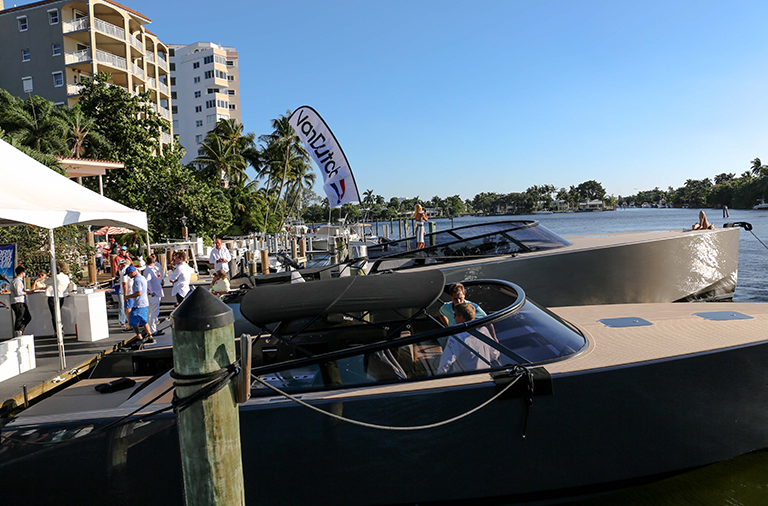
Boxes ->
[145,230,151,258]
[49,228,66,370]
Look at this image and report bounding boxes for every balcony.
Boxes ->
[147,77,156,89]
[160,131,172,144]
[157,81,169,95]
[62,17,88,33]
[132,62,145,80]
[65,48,91,65]
[158,106,171,120]
[95,48,127,70]
[156,54,168,71]
[146,52,155,64]
[93,17,125,41]
[67,83,83,96]
[129,33,143,52]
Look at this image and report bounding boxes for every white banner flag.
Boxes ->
[289,106,360,208]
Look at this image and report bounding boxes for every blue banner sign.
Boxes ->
[0,244,16,292]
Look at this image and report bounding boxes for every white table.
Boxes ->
[71,291,109,341]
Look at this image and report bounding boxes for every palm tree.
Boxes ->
[751,158,766,177]
[2,95,68,155]
[193,133,247,187]
[62,104,106,158]
[279,159,317,230]
[258,110,311,231]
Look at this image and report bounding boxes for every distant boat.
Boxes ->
[531,210,553,214]
[754,199,768,210]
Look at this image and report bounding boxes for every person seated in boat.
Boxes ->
[210,269,230,297]
[436,303,500,375]
[439,283,486,327]
[692,210,714,230]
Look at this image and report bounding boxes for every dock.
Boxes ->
[0,305,173,418]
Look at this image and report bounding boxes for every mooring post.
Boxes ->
[429,221,437,247]
[172,288,245,506]
[260,250,269,275]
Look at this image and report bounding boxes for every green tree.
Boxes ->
[575,180,606,201]
[0,94,68,155]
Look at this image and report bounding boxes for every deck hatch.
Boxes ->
[693,311,753,321]
[598,317,653,328]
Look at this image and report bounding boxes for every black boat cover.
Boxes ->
[240,270,446,326]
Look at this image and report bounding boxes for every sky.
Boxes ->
[123,0,768,201]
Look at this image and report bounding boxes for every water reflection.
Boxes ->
[571,449,768,505]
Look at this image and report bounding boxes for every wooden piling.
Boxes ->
[171,288,245,506]
[261,250,269,275]
[428,221,437,246]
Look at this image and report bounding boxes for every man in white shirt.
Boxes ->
[437,303,500,375]
[45,262,70,336]
[170,251,195,305]
[10,266,31,337]
[125,265,152,344]
[144,255,163,335]
[120,259,134,331]
[209,238,232,278]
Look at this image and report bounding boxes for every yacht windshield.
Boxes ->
[250,283,586,394]
[367,221,571,268]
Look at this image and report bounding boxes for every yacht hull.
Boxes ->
[2,335,768,505]
[438,227,740,306]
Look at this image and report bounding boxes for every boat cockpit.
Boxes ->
[240,270,587,395]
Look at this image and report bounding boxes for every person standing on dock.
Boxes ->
[45,262,70,336]
[144,255,163,336]
[413,204,429,249]
[10,266,32,337]
[209,238,232,278]
[125,265,152,344]
[170,251,194,305]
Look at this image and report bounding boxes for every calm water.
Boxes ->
[421,209,768,505]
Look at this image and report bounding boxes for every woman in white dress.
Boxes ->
[412,204,429,249]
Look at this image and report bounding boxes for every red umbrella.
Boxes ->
[93,226,132,236]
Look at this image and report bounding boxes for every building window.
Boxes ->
[205,99,215,109]
[52,43,61,56]
[203,55,213,64]
[170,77,176,86]
[227,75,234,81]
[195,120,202,127]
[22,77,33,92]
[194,91,201,98]
[226,60,235,67]
[193,76,200,83]
[171,91,177,100]
[206,114,216,124]
[172,119,179,129]
[193,61,200,69]
[204,70,213,79]
[195,134,203,143]
[169,48,175,57]
[229,104,236,110]
[48,9,59,25]
[217,99,228,109]
[195,105,202,113]
[227,89,235,95]
[52,72,64,87]
[18,16,28,31]
[172,105,178,114]
[170,63,176,71]
[215,70,227,79]
[207,88,218,94]
[21,49,30,62]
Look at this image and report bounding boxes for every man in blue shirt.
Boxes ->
[125,265,153,344]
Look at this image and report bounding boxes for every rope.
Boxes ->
[172,363,240,413]
[252,370,523,431]
[749,229,768,251]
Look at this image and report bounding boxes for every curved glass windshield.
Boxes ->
[250,284,587,394]
[367,221,571,266]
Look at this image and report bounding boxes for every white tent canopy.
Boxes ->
[0,139,147,230]
[0,139,148,370]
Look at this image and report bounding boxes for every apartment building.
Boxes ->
[168,42,241,164]
[0,0,173,145]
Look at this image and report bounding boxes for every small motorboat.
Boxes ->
[3,271,768,505]
[753,199,768,210]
